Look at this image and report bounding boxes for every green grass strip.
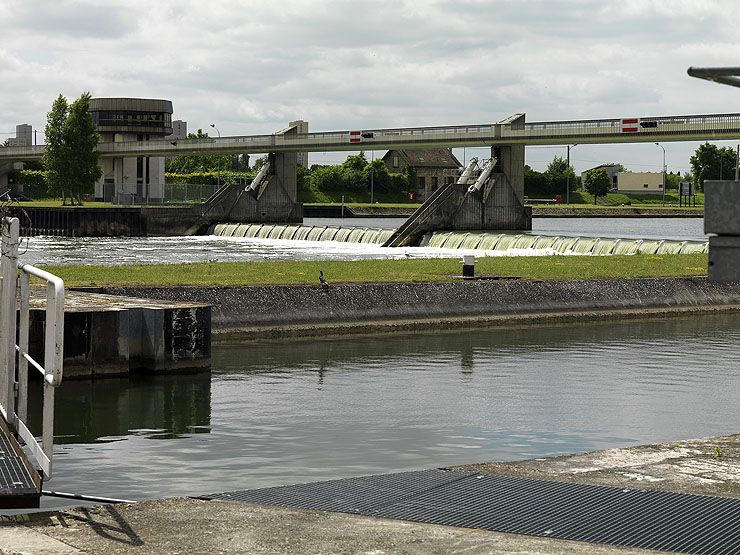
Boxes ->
[42,254,708,287]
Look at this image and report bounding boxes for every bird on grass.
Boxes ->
[319,270,329,289]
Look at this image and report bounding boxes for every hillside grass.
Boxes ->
[43,254,708,287]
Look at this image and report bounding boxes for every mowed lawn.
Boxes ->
[42,254,708,287]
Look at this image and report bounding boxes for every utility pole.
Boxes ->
[655,143,666,205]
[210,123,221,190]
[370,150,374,204]
[566,144,578,204]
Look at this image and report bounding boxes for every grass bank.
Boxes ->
[43,254,708,287]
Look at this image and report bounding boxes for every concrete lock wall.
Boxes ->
[100,277,740,337]
[704,180,740,281]
[29,304,211,378]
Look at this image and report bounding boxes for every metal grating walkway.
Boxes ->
[201,469,740,555]
[0,420,41,509]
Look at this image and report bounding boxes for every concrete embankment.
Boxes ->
[531,206,703,217]
[98,277,740,340]
[3,434,738,554]
[304,204,704,218]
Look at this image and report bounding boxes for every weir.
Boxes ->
[209,223,708,256]
[383,116,531,247]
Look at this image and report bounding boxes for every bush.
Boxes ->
[17,169,49,198]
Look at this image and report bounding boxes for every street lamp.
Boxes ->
[566,144,578,204]
[210,123,221,190]
[370,150,374,204]
[655,142,666,204]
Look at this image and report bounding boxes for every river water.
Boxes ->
[20,217,706,266]
[25,311,740,511]
[9,215,726,513]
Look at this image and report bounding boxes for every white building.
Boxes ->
[617,171,663,193]
[90,98,174,202]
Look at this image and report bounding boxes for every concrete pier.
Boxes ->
[30,289,211,378]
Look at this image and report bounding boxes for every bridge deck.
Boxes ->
[0,417,41,509]
[2,111,740,161]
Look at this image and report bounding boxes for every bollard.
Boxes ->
[462,254,475,277]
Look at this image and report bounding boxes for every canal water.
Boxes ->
[20,217,706,266]
[27,311,740,511]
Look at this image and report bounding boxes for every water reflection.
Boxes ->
[28,374,211,444]
[22,312,740,511]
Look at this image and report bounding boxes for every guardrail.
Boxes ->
[0,217,64,479]
[4,112,740,161]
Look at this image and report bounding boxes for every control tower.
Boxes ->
[89,98,174,202]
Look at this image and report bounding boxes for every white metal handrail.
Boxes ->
[0,217,64,479]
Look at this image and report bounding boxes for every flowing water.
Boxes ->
[22,312,740,511]
[19,217,706,266]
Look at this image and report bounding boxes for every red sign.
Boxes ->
[349,131,361,143]
[621,118,639,133]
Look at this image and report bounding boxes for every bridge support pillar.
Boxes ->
[192,122,304,228]
[448,113,530,231]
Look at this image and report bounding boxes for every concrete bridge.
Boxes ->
[2,112,740,161]
[2,110,739,234]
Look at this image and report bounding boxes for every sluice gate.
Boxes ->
[209,223,708,256]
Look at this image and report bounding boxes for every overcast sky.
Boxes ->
[2,0,740,174]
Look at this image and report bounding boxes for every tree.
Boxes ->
[43,94,71,201]
[546,155,577,194]
[43,93,102,205]
[64,93,102,203]
[583,168,610,203]
[252,155,268,172]
[690,142,737,189]
[165,129,233,174]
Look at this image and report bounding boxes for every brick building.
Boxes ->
[382,148,461,200]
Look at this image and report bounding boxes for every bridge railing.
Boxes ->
[504,113,740,141]
[0,217,64,480]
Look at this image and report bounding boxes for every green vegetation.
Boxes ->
[582,168,611,203]
[165,128,245,174]
[164,170,253,187]
[524,156,578,198]
[42,92,102,205]
[297,153,415,203]
[690,143,738,187]
[564,191,703,206]
[42,254,707,287]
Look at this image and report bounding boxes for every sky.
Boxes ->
[2,0,740,175]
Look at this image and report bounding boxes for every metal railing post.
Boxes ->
[0,218,19,430]
[17,272,29,423]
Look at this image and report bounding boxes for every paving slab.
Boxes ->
[455,433,740,498]
[4,498,662,555]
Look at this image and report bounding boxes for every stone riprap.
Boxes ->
[97,277,740,339]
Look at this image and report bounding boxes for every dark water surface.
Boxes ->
[25,312,740,511]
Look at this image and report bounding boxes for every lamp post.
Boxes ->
[566,144,578,204]
[655,142,666,204]
[210,123,221,190]
[370,150,374,204]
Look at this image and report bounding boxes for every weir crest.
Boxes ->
[209,223,708,256]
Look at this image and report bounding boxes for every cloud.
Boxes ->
[1,0,739,173]
[6,0,140,40]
